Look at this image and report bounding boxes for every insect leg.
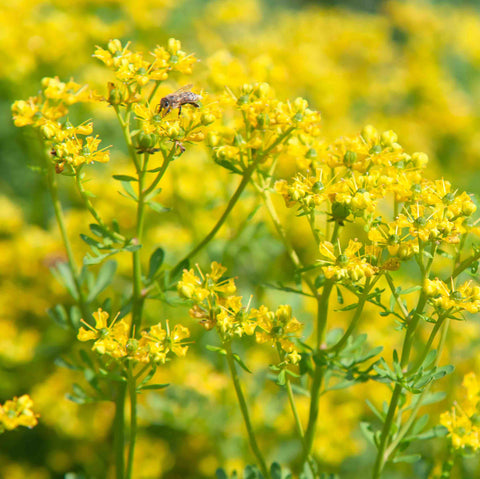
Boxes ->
[178,105,182,117]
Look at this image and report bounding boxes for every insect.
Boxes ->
[157,85,202,117]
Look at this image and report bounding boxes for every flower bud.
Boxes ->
[136,132,157,150]
[167,38,181,54]
[381,130,398,147]
[361,125,379,144]
[411,152,428,168]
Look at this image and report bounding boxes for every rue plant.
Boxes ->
[12,38,480,479]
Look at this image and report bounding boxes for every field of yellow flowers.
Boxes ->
[3,1,480,478]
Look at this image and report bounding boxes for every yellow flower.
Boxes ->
[0,395,38,433]
[77,309,129,359]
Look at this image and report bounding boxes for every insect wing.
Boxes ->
[171,84,194,95]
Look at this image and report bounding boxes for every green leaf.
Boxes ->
[392,454,421,464]
[138,383,169,391]
[47,304,69,329]
[113,174,138,182]
[89,223,105,237]
[206,345,227,355]
[335,302,359,312]
[270,462,282,479]
[51,262,79,300]
[398,286,422,295]
[276,369,286,386]
[360,421,377,446]
[148,248,165,279]
[80,234,101,248]
[119,181,138,201]
[79,350,94,369]
[54,357,78,370]
[148,201,170,213]
[336,286,344,305]
[365,399,384,422]
[144,187,163,202]
[233,353,252,373]
[70,306,82,329]
[215,469,228,479]
[87,260,117,303]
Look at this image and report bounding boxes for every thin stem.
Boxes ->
[372,292,428,479]
[275,344,317,477]
[302,281,334,465]
[451,249,480,279]
[143,145,176,198]
[131,153,148,335]
[113,383,127,479]
[327,277,376,354]
[171,161,257,277]
[384,319,450,459]
[385,273,409,319]
[46,167,89,319]
[258,187,318,298]
[224,342,270,479]
[125,365,137,479]
[114,105,140,171]
[75,168,125,242]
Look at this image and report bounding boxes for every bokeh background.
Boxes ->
[2,0,480,478]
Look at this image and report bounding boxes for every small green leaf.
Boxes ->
[113,174,138,182]
[47,304,69,329]
[206,345,227,355]
[215,469,228,479]
[51,262,79,300]
[87,260,117,303]
[148,248,165,279]
[138,383,169,391]
[270,462,282,479]
[392,453,421,464]
[233,353,252,373]
[120,181,138,201]
[148,201,170,213]
[144,187,162,202]
[54,357,78,370]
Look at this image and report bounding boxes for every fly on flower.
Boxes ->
[157,84,202,117]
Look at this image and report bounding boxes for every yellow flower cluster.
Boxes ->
[77,309,190,365]
[0,395,38,433]
[277,126,477,285]
[94,38,196,89]
[250,304,302,364]
[12,77,108,170]
[318,239,378,284]
[134,92,221,145]
[177,262,302,363]
[424,279,480,316]
[209,83,321,169]
[440,372,480,451]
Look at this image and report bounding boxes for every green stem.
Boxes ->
[125,365,137,479]
[372,292,428,479]
[114,382,127,479]
[142,145,176,198]
[275,344,317,477]
[385,273,410,319]
[131,153,148,335]
[451,249,480,279]
[258,187,318,298]
[171,160,258,277]
[384,318,450,459]
[302,281,334,465]
[46,167,89,319]
[75,167,125,242]
[327,278,374,354]
[224,342,270,479]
